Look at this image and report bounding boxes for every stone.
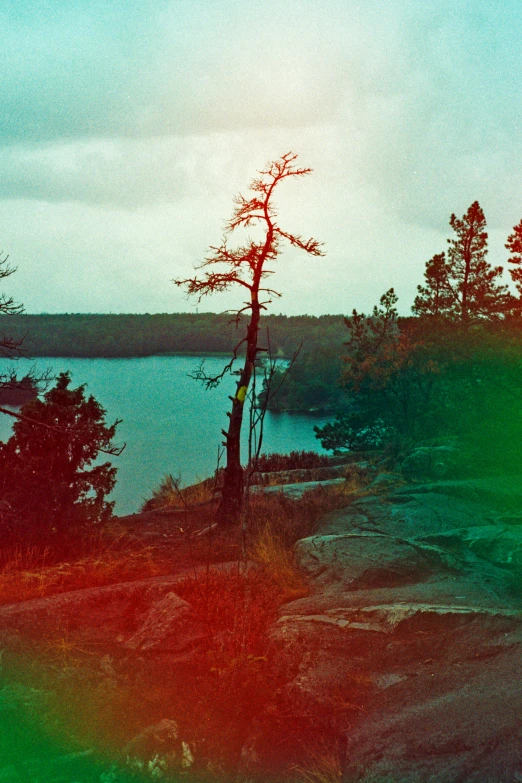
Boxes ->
[250,464,350,486]
[401,444,460,480]
[369,472,404,491]
[259,480,522,779]
[295,531,447,588]
[123,719,194,775]
[124,591,206,655]
[250,477,346,499]
[418,524,522,568]
[341,639,522,783]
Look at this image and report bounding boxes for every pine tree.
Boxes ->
[412,252,454,318]
[175,153,323,525]
[506,218,522,298]
[0,372,119,544]
[447,201,508,321]
[413,202,509,322]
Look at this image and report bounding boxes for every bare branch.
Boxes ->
[173,271,252,302]
[0,252,16,280]
[0,293,23,316]
[274,227,325,256]
[189,336,248,390]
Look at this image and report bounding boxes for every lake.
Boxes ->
[0,356,331,515]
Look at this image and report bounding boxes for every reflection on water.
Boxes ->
[0,356,330,515]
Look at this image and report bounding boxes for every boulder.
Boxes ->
[295,531,449,588]
[250,477,346,499]
[124,591,206,656]
[123,719,194,776]
[402,444,460,480]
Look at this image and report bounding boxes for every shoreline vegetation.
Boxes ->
[4,312,344,359]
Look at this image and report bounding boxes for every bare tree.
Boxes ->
[0,250,30,400]
[175,152,324,525]
[0,252,52,425]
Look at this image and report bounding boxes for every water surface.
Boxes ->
[0,356,329,514]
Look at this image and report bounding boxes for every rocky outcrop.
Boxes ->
[251,476,346,498]
[250,463,357,486]
[3,477,522,781]
[0,562,244,649]
[295,531,450,587]
[401,443,461,480]
[249,478,522,781]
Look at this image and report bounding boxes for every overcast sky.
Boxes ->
[1,0,520,315]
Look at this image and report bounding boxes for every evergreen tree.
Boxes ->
[412,253,454,317]
[413,202,509,322]
[315,289,444,451]
[0,250,25,395]
[506,218,522,299]
[0,372,119,544]
[447,201,508,321]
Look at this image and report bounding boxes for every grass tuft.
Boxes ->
[292,740,344,783]
[140,473,217,512]
[250,450,330,473]
[249,523,308,599]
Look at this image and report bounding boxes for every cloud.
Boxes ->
[0,0,353,143]
[0,0,520,314]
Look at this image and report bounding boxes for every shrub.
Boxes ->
[250,450,330,473]
[0,372,119,545]
[140,473,217,512]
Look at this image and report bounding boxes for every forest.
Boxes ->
[2,312,343,358]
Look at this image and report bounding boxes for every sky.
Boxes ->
[0,0,520,316]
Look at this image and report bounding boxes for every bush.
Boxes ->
[0,372,119,545]
[250,450,330,473]
[140,473,217,512]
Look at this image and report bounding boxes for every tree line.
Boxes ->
[2,312,343,359]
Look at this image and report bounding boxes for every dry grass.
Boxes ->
[247,481,363,543]
[249,524,308,599]
[292,740,343,783]
[175,564,284,662]
[0,479,368,779]
[250,450,331,472]
[0,531,171,606]
[0,476,361,609]
[140,473,217,511]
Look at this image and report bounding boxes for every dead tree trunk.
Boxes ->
[174,152,324,527]
[217,288,262,525]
